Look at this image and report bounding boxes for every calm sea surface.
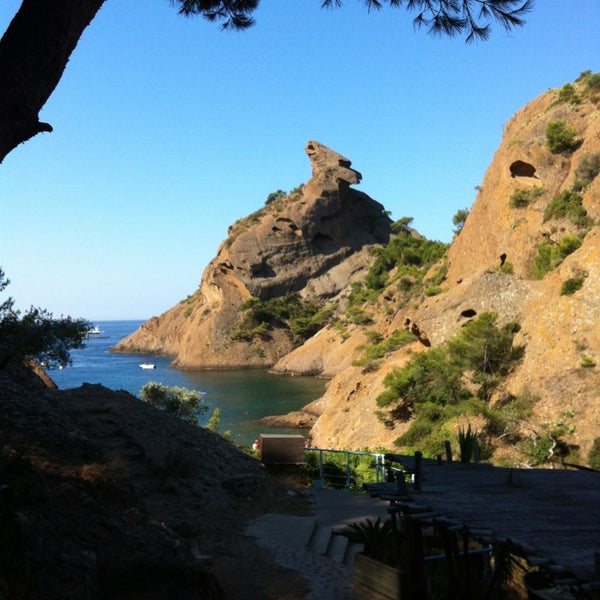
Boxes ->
[51,320,326,447]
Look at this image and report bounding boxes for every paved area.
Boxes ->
[245,488,391,600]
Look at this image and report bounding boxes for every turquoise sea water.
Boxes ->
[50,320,326,447]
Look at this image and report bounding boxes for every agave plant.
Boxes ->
[458,424,477,463]
[341,517,403,567]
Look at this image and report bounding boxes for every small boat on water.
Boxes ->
[87,325,102,335]
[139,363,156,370]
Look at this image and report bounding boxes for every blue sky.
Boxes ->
[2,1,599,320]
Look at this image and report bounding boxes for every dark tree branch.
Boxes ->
[0,0,106,162]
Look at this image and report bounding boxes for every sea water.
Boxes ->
[50,320,325,447]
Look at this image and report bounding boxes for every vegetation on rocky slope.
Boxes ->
[115,73,600,468]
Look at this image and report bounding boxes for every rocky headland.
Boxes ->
[115,74,600,465]
[114,141,392,369]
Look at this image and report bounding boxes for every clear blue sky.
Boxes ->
[2,1,599,320]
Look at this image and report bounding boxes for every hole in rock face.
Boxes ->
[460,309,477,318]
[510,160,536,178]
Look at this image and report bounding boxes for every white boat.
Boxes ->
[87,325,102,335]
[139,363,156,369]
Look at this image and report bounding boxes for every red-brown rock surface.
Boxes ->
[113,141,391,369]
[301,77,600,458]
[114,77,600,463]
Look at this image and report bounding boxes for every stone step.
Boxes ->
[344,541,365,567]
[310,522,333,555]
[328,531,350,564]
[245,513,317,548]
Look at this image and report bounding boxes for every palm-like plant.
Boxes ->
[341,518,403,567]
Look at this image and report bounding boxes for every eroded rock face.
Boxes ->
[113,141,392,369]
[301,80,600,458]
[115,82,600,461]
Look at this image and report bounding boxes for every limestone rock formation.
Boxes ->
[113,141,392,368]
[115,75,600,463]
[295,75,600,460]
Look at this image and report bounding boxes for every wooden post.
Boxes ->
[444,440,453,463]
[406,517,426,599]
[414,451,423,492]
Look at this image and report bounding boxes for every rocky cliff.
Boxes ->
[284,73,600,461]
[113,141,392,368]
[116,74,600,465]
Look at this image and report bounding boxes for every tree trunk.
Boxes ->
[0,0,105,162]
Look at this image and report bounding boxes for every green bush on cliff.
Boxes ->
[577,70,600,96]
[545,119,581,155]
[232,293,333,343]
[353,329,413,371]
[555,83,581,106]
[290,305,335,339]
[543,190,590,227]
[140,382,208,425]
[509,186,544,208]
[376,312,524,458]
[363,217,448,293]
[588,437,600,470]
[452,208,469,235]
[265,189,286,205]
[531,234,582,280]
[573,153,600,191]
[560,276,585,296]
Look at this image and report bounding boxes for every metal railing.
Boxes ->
[305,447,388,491]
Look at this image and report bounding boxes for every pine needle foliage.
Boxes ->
[174,1,532,40]
[322,0,533,42]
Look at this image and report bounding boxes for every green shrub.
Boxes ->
[345,306,373,325]
[377,313,524,458]
[587,437,600,470]
[580,355,596,368]
[363,217,447,292]
[509,187,544,208]
[353,329,413,370]
[364,330,383,344]
[577,70,600,93]
[545,119,581,155]
[555,83,581,106]
[424,286,443,297]
[265,189,286,205]
[233,293,328,342]
[543,190,589,228]
[560,276,585,296]
[206,408,221,431]
[532,235,582,280]
[557,234,583,256]
[340,518,401,566]
[290,306,335,340]
[140,382,208,425]
[573,153,600,191]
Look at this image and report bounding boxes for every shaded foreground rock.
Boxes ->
[0,368,314,599]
